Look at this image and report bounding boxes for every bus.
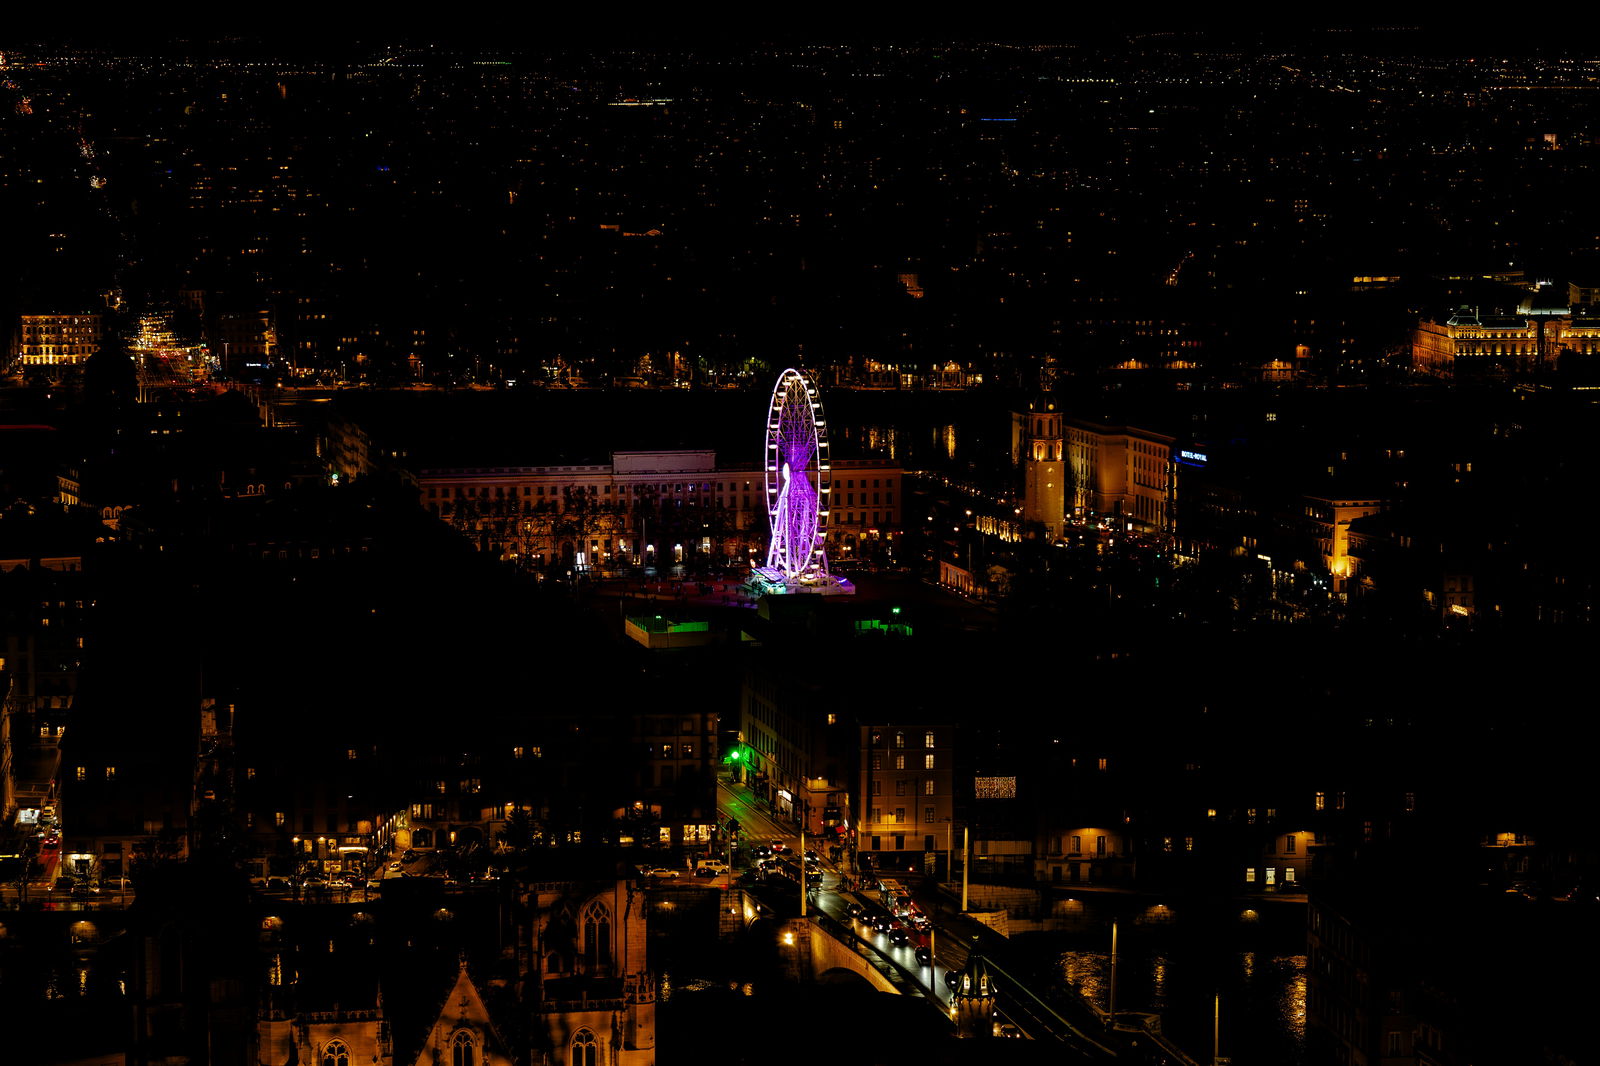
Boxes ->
[878,878,913,918]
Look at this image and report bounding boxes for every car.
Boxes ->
[639,866,679,880]
[889,926,910,946]
[871,913,896,932]
[915,947,933,967]
[70,881,99,900]
[52,875,76,893]
[265,876,292,892]
[695,859,729,876]
[945,970,961,992]
[912,914,933,932]
[366,878,384,891]
[768,839,788,854]
[804,850,820,865]
[387,861,403,872]
[845,902,866,920]
[752,845,773,861]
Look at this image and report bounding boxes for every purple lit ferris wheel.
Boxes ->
[764,368,832,582]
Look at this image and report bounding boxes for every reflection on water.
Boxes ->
[1057,947,1306,1066]
[1059,951,1109,1011]
[1283,960,1307,1040]
[935,424,957,461]
[864,424,898,460]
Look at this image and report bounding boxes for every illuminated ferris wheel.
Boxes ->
[764,367,832,581]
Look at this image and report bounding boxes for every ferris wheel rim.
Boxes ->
[763,367,831,578]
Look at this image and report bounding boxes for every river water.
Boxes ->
[1023,899,1307,1066]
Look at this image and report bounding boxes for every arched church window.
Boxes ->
[322,1040,349,1066]
[582,901,612,971]
[571,1029,597,1066]
[452,1030,475,1066]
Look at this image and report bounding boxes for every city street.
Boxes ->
[717,776,951,1004]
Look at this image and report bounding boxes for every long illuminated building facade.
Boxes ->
[416,449,901,571]
[14,313,101,368]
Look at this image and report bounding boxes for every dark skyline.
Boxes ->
[2,30,1596,1066]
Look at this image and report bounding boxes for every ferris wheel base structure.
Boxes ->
[746,565,857,598]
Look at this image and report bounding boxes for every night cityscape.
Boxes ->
[3,23,1598,1066]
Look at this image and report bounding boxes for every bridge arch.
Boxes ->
[817,967,879,989]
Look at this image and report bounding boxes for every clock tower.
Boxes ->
[1021,393,1066,540]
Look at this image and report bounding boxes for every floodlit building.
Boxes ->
[1304,495,1384,593]
[1413,305,1600,376]
[415,450,901,572]
[1066,419,1176,533]
[14,313,100,367]
[1019,394,1066,540]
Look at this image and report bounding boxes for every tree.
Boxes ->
[497,808,547,853]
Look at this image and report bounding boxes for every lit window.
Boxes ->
[274,811,285,827]
[894,754,905,770]
[893,733,905,749]
[1314,791,1325,811]
[1245,867,1256,883]
[924,731,935,749]
[924,753,935,770]
[923,779,935,796]
[514,746,525,759]
[1097,757,1108,771]
[76,766,86,781]
[105,766,117,781]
